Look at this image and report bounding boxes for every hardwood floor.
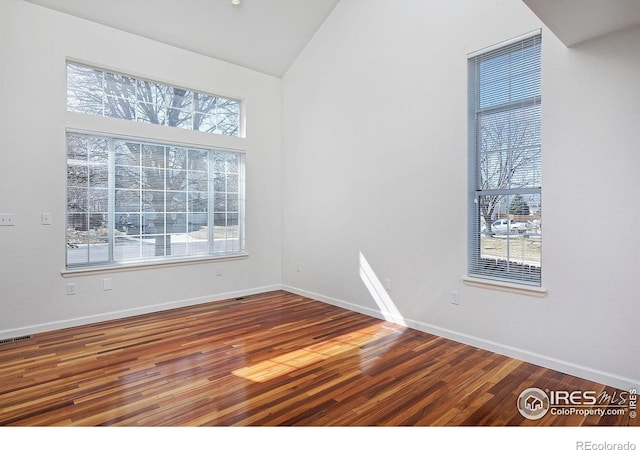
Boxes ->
[0,290,635,426]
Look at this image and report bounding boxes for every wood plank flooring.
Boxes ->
[0,290,635,426]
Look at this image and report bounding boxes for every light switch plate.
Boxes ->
[0,214,15,226]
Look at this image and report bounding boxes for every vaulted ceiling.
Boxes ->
[22,0,340,77]
[22,0,640,77]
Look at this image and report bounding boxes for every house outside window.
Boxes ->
[467,32,542,286]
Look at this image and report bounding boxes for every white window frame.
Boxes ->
[67,62,242,137]
[467,31,543,287]
[64,61,246,272]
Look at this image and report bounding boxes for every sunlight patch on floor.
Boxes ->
[232,323,400,383]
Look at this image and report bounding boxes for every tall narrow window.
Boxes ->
[468,32,542,286]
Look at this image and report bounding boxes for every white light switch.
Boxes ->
[41,213,52,225]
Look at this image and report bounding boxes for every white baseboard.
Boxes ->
[5,282,638,392]
[0,284,282,341]
[282,285,640,392]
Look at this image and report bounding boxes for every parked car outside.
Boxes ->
[490,219,528,234]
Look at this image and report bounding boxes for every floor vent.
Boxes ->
[0,335,32,346]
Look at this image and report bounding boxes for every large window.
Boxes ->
[467,32,542,286]
[66,62,245,269]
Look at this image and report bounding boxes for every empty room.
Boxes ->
[1,0,639,440]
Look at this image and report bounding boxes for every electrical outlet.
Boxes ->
[384,278,392,291]
[296,262,301,272]
[103,278,112,291]
[0,213,15,226]
[67,283,76,295]
[216,266,222,277]
[451,291,459,305]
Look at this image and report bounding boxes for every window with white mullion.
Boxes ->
[468,32,542,286]
[208,153,215,255]
[67,132,244,269]
[99,71,107,118]
[238,160,245,252]
[107,139,116,263]
[66,61,245,271]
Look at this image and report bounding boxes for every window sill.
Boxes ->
[62,253,249,278]
[462,276,547,297]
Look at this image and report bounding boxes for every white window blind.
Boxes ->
[467,32,542,286]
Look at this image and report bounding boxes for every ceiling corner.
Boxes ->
[523,0,640,46]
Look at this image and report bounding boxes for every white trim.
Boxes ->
[66,112,248,152]
[62,253,249,278]
[462,276,547,297]
[65,125,247,154]
[407,320,640,392]
[0,284,280,341]
[467,29,542,58]
[281,285,639,391]
[5,282,637,392]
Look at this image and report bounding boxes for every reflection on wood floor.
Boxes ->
[0,291,635,426]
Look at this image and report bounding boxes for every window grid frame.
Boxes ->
[65,132,245,270]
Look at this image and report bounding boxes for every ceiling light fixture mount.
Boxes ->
[231,0,240,5]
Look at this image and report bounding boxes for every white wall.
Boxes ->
[1,0,638,392]
[0,0,282,337]
[282,0,640,389]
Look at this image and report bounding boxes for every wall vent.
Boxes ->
[0,335,32,346]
